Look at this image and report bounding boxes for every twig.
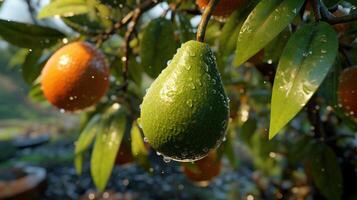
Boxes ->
[310,0,321,21]
[94,0,162,45]
[25,0,38,24]
[122,10,141,92]
[170,0,184,22]
[196,0,220,42]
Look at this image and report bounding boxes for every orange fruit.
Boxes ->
[338,66,357,118]
[41,42,109,111]
[182,151,221,184]
[115,141,134,165]
[196,0,246,18]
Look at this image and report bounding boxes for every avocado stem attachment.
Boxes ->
[196,0,221,42]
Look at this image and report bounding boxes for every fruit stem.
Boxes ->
[196,0,221,42]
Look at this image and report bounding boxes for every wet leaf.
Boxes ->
[38,0,90,19]
[74,114,101,175]
[140,18,177,78]
[91,109,126,191]
[234,0,304,66]
[131,122,150,170]
[219,2,256,57]
[22,50,44,84]
[0,19,65,48]
[176,13,195,43]
[311,144,343,200]
[263,27,292,64]
[269,22,338,139]
[239,117,258,145]
[28,84,46,103]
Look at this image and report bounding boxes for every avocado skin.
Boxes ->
[140,40,229,161]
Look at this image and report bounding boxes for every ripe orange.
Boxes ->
[196,0,246,18]
[338,66,357,118]
[41,42,109,111]
[182,151,221,184]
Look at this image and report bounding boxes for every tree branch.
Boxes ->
[122,10,141,92]
[196,0,220,42]
[95,0,162,45]
[310,0,321,21]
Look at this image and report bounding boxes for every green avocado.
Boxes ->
[139,40,229,162]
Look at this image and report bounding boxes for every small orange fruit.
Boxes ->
[196,0,246,18]
[41,42,109,111]
[182,151,221,184]
[338,66,357,118]
[115,141,134,165]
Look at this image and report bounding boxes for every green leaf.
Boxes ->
[218,2,256,57]
[269,22,338,139]
[219,11,243,57]
[74,114,101,175]
[239,117,257,145]
[0,19,65,49]
[311,144,343,200]
[38,0,90,19]
[176,13,195,43]
[322,0,341,8]
[140,18,177,78]
[22,50,44,84]
[263,27,292,64]
[128,56,143,86]
[131,122,150,170]
[234,0,305,66]
[91,109,126,191]
[28,84,46,103]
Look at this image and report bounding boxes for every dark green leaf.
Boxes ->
[219,2,256,57]
[38,0,90,19]
[131,122,150,170]
[234,0,305,66]
[128,56,143,86]
[75,114,101,175]
[322,0,341,8]
[269,22,338,139]
[219,11,243,57]
[176,13,195,43]
[0,19,65,48]
[91,108,126,191]
[140,18,177,78]
[311,144,343,200]
[22,50,44,84]
[28,84,46,103]
[263,27,292,64]
[239,117,258,145]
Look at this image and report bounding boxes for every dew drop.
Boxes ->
[163,156,172,163]
[186,99,193,107]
